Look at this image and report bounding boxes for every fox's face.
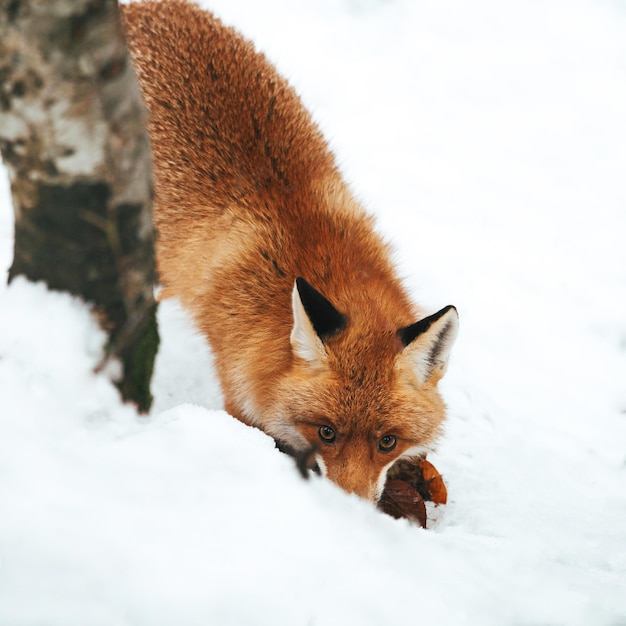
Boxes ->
[267,278,458,502]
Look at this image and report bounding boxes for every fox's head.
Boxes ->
[268,277,458,503]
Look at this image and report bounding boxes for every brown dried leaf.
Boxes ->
[378,479,427,528]
[386,456,448,505]
[418,459,448,505]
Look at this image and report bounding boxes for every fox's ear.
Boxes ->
[290,277,346,365]
[397,305,459,384]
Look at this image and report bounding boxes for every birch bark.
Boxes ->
[0,0,159,412]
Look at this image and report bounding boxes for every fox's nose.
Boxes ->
[329,473,379,503]
[322,442,383,502]
[351,483,379,503]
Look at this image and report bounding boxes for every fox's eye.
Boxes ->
[378,435,397,453]
[318,425,336,444]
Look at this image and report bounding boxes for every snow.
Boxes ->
[1,0,626,623]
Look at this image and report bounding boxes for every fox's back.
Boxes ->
[123,1,415,340]
[124,2,341,254]
[122,1,334,207]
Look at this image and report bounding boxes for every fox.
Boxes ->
[121,0,458,502]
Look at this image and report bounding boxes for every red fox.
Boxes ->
[122,0,458,502]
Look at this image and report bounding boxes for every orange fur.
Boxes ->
[122,0,458,502]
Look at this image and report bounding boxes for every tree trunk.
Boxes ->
[0,0,159,412]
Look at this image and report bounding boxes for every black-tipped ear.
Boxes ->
[397,305,459,384]
[295,277,346,341]
[398,305,457,347]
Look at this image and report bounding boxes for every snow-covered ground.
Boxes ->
[1,0,626,623]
